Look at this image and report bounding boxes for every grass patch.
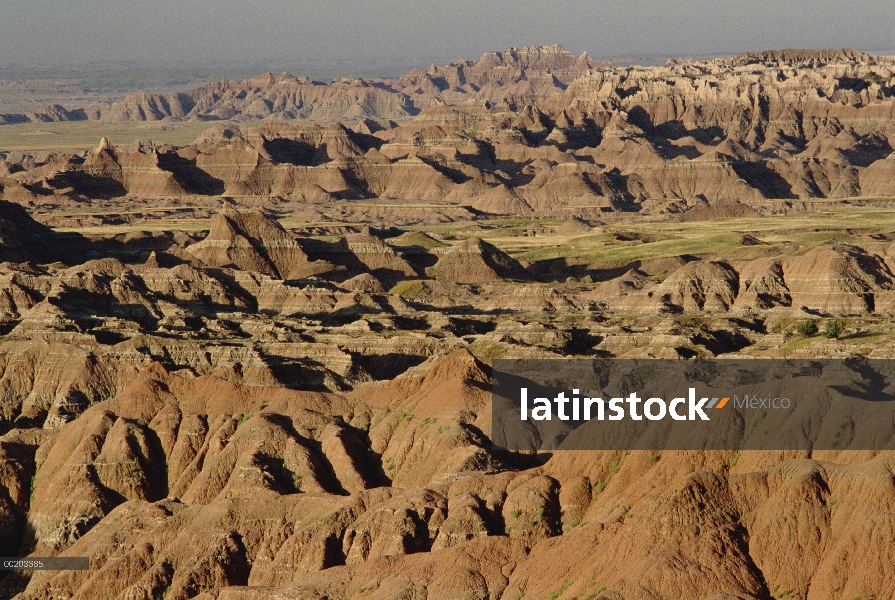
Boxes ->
[0,120,221,153]
[388,280,426,297]
[592,453,626,496]
[779,332,825,352]
[729,450,741,468]
[518,231,745,265]
[467,340,508,363]
[741,411,767,447]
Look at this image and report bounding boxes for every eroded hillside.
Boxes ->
[1,47,895,600]
[2,47,895,214]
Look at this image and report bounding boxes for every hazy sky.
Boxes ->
[1,0,892,68]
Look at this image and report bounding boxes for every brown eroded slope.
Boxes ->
[4,352,895,600]
[186,208,335,280]
[426,237,532,283]
[0,205,893,598]
[0,201,91,264]
[4,200,895,439]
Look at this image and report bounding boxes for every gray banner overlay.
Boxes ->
[491,359,895,451]
[0,558,89,571]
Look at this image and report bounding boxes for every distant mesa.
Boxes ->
[730,48,872,65]
[2,45,895,216]
[0,45,602,126]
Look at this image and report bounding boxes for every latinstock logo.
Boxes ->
[519,388,731,422]
[492,358,895,452]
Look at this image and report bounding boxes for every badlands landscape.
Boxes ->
[1,45,895,599]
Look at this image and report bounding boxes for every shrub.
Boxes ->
[796,319,818,336]
[823,320,844,339]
